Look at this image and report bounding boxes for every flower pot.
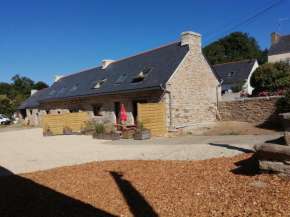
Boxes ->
[134,130,151,140]
[92,132,104,139]
[84,129,94,136]
[63,129,72,135]
[43,131,53,137]
[104,133,120,140]
[122,130,135,139]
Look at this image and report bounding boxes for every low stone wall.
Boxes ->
[219,96,281,124]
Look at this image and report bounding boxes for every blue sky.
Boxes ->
[0,0,289,86]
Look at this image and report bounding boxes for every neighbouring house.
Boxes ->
[213,59,258,95]
[19,31,221,130]
[268,32,290,63]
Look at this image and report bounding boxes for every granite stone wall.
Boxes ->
[219,96,281,124]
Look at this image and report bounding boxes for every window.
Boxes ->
[93,79,107,89]
[92,105,102,116]
[115,74,128,84]
[69,84,80,93]
[131,69,151,83]
[48,88,57,96]
[227,71,235,77]
[58,87,67,95]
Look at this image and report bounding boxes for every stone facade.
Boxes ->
[166,32,220,126]
[23,31,221,130]
[219,96,280,123]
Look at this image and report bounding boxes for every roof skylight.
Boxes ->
[227,71,235,77]
[68,84,80,93]
[115,74,128,84]
[58,87,67,95]
[131,69,151,83]
[93,79,107,89]
[48,89,57,96]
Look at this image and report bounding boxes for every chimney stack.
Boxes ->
[54,75,64,82]
[181,31,202,47]
[102,59,115,69]
[271,32,280,45]
[31,89,37,95]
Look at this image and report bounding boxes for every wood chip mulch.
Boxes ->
[0,154,289,217]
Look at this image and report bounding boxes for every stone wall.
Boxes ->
[167,32,220,126]
[219,96,281,123]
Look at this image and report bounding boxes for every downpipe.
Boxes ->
[160,84,172,127]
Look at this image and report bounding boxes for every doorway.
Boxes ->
[132,100,147,124]
[114,102,121,124]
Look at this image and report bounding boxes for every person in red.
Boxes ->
[120,104,127,124]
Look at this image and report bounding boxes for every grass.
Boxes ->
[220,131,239,136]
[203,127,211,130]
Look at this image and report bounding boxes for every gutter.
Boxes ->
[216,79,223,111]
[159,84,173,127]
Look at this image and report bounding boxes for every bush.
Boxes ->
[231,81,245,93]
[94,122,105,133]
[251,62,290,95]
[275,91,290,113]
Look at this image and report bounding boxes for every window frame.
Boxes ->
[227,71,236,78]
[92,104,102,116]
[92,79,107,89]
[115,74,128,84]
[57,87,67,95]
[48,88,57,96]
[68,84,80,94]
[131,69,152,84]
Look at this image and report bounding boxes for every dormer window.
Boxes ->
[227,71,235,77]
[48,88,57,96]
[58,87,67,95]
[69,84,80,93]
[93,79,107,89]
[131,69,151,83]
[115,74,128,84]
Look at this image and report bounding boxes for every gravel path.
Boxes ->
[0,128,280,175]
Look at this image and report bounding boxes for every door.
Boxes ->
[132,100,147,124]
[114,102,121,124]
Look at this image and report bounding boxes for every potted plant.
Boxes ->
[84,120,94,135]
[63,124,72,135]
[92,122,105,139]
[122,128,135,139]
[104,123,120,140]
[134,119,151,140]
[43,123,53,137]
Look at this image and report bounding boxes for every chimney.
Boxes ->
[31,89,37,95]
[102,59,115,69]
[181,31,202,48]
[54,75,64,82]
[271,32,280,45]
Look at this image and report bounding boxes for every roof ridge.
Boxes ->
[62,40,181,78]
[213,59,256,66]
[37,87,49,93]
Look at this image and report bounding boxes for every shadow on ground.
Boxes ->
[208,143,254,153]
[0,166,117,217]
[255,119,283,132]
[265,136,286,145]
[231,154,260,176]
[109,171,158,217]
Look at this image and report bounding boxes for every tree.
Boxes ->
[33,81,49,90]
[250,62,290,95]
[0,82,12,98]
[11,74,35,98]
[204,32,268,65]
[0,95,13,118]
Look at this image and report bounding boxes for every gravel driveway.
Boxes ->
[0,128,280,175]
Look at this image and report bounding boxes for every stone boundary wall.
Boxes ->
[219,96,281,124]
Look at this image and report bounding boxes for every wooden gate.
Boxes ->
[137,103,166,136]
[42,112,88,135]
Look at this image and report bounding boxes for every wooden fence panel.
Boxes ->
[42,112,87,135]
[137,103,166,136]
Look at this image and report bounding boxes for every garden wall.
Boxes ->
[219,96,281,124]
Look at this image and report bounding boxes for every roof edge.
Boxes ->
[213,59,257,67]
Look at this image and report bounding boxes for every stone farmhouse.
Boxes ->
[19,31,221,131]
[213,59,258,95]
[268,32,290,63]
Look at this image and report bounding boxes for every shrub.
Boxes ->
[251,62,290,95]
[136,119,145,131]
[94,122,105,133]
[104,123,116,134]
[275,90,290,113]
[44,123,50,132]
[231,80,245,93]
[85,120,94,130]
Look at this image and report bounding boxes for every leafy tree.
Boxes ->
[275,90,290,113]
[0,95,13,118]
[231,80,245,93]
[250,62,290,95]
[0,82,12,98]
[204,32,268,65]
[33,81,49,90]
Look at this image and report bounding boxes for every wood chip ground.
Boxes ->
[0,154,289,216]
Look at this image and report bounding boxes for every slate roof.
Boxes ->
[269,34,290,56]
[18,88,50,109]
[213,59,256,84]
[19,40,220,109]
